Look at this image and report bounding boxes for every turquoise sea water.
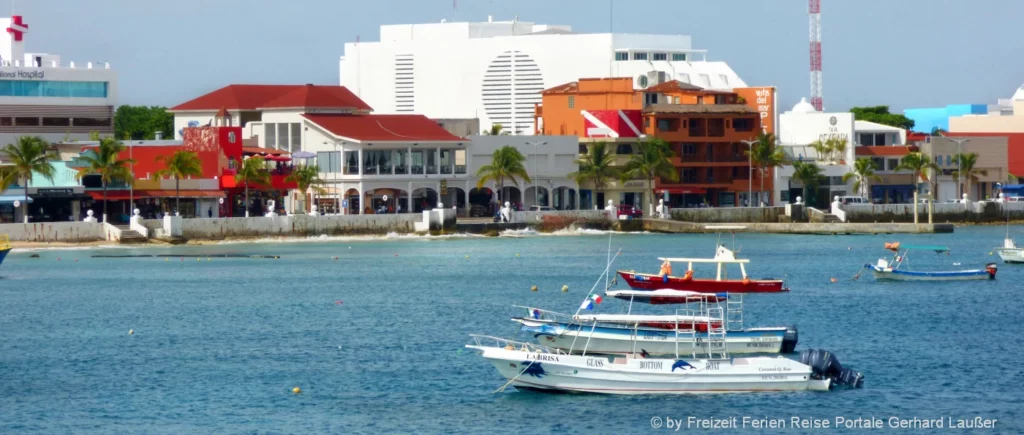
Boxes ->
[1,226,1023,433]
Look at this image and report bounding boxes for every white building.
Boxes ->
[776,98,913,206]
[169,84,578,215]
[0,15,117,145]
[339,17,746,135]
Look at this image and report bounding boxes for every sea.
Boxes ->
[1,226,1022,434]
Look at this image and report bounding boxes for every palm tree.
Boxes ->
[152,150,203,215]
[567,142,619,209]
[843,158,882,198]
[895,152,939,223]
[951,152,987,200]
[475,145,530,205]
[621,138,678,214]
[809,139,828,163]
[235,156,271,217]
[791,161,823,206]
[483,124,509,135]
[827,137,848,164]
[285,164,327,214]
[3,136,56,223]
[746,132,786,206]
[75,137,133,223]
[0,165,17,192]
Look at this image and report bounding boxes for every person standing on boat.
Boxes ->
[660,259,673,283]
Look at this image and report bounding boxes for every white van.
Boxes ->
[837,196,870,205]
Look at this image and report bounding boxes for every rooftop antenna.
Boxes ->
[808,0,824,111]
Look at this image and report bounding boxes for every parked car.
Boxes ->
[528,205,554,212]
[1006,196,1024,202]
[837,196,870,205]
[617,204,643,219]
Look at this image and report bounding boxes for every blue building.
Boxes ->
[904,104,988,133]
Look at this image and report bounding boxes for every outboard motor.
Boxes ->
[986,263,998,280]
[781,326,799,354]
[799,348,863,389]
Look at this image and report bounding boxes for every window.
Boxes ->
[394,149,408,174]
[632,52,648,61]
[266,124,276,148]
[682,168,697,183]
[72,118,110,127]
[875,133,887,146]
[316,151,341,173]
[616,144,632,155]
[707,118,725,137]
[714,95,727,105]
[290,123,301,152]
[945,155,952,167]
[454,149,467,174]
[0,80,107,98]
[440,149,453,174]
[0,117,10,126]
[858,133,874,146]
[682,143,698,158]
[657,118,675,132]
[42,117,70,127]
[344,151,359,174]
[615,52,629,61]
[411,150,425,174]
[277,123,288,151]
[733,118,754,132]
[14,117,38,126]
[673,96,680,104]
[696,96,704,105]
[887,158,900,171]
[672,53,686,61]
[653,52,667,61]
[870,157,884,171]
[568,96,575,108]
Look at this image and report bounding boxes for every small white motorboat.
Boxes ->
[466,335,862,395]
[994,238,1024,264]
[864,242,997,281]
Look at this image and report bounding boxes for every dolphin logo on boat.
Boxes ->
[520,362,547,378]
[672,360,695,372]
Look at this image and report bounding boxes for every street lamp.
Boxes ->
[949,138,969,200]
[525,140,547,208]
[740,139,757,207]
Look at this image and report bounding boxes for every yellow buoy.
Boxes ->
[292,387,301,394]
[197,258,201,261]
[165,258,168,261]
[516,253,520,257]
[530,285,538,292]
[465,255,469,259]
[128,329,134,335]
[561,285,569,292]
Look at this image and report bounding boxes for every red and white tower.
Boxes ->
[808,0,823,111]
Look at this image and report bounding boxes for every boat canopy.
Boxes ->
[573,314,714,324]
[893,244,949,253]
[659,257,750,264]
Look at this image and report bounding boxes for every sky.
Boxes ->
[15,0,1024,112]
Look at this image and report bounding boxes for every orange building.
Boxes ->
[535,77,772,208]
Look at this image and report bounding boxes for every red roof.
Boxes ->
[302,114,463,142]
[170,84,372,112]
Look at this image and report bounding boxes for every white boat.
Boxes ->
[466,335,861,394]
[516,290,797,357]
[994,238,1024,263]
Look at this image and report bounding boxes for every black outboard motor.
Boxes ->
[986,263,998,280]
[799,348,863,388]
[781,326,799,354]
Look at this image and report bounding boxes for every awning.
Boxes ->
[0,195,32,203]
[242,146,289,156]
[264,155,291,162]
[656,187,708,195]
[86,190,225,201]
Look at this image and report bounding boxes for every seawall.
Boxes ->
[638,219,954,235]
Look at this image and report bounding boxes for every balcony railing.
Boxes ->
[455,165,467,174]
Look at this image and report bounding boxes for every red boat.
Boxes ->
[617,245,788,294]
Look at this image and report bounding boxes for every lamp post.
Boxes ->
[525,140,547,208]
[949,138,969,200]
[740,139,757,207]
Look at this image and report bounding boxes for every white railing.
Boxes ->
[102,222,122,241]
[830,202,847,222]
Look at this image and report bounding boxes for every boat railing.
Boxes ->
[468,334,565,355]
[513,306,576,324]
[726,293,744,331]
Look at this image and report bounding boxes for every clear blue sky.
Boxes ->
[19,0,1024,112]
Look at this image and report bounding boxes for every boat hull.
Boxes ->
[469,346,827,394]
[995,248,1024,264]
[618,271,787,293]
[516,318,796,356]
[869,266,995,281]
[0,247,9,267]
